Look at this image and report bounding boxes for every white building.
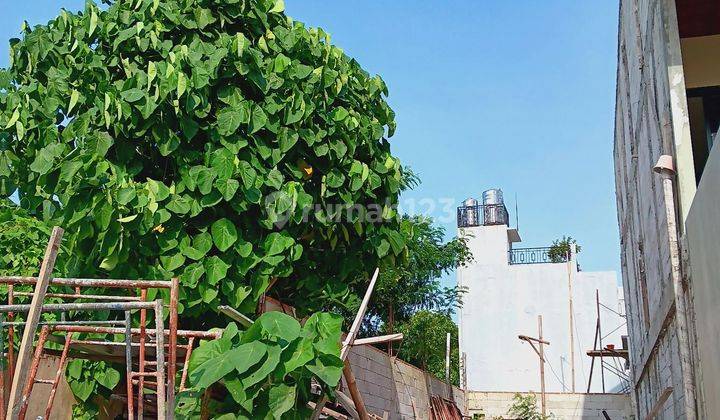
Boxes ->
[457,190,627,394]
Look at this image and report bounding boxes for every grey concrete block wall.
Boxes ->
[467,391,631,420]
[345,344,465,419]
[345,344,402,418]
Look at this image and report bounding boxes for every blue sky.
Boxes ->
[0,1,621,277]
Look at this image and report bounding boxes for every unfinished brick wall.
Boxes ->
[614,0,699,418]
[345,344,401,417]
[345,343,465,419]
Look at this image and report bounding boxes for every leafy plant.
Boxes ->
[395,310,460,386]
[179,311,344,418]
[362,215,472,337]
[0,0,405,414]
[507,393,552,420]
[0,0,404,314]
[0,199,61,276]
[547,236,580,263]
[0,200,123,415]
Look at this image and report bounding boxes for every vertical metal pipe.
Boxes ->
[17,325,50,420]
[167,277,179,418]
[138,288,147,420]
[7,285,14,388]
[154,300,166,420]
[179,337,195,392]
[45,332,73,419]
[125,311,134,420]
[587,318,600,393]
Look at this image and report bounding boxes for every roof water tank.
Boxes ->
[482,189,504,205]
[462,198,479,226]
[482,189,504,225]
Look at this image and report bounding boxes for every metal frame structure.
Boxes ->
[0,228,219,420]
[586,289,630,394]
[508,247,569,265]
[456,203,509,228]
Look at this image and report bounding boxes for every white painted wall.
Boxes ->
[686,141,720,420]
[458,224,626,394]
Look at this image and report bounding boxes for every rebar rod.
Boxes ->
[0,301,156,313]
[45,332,73,419]
[125,311,134,420]
[12,292,142,302]
[18,325,50,420]
[0,277,172,289]
[138,288,147,420]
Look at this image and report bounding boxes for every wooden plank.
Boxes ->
[166,277,179,418]
[7,227,63,420]
[644,387,673,420]
[341,268,380,359]
[217,305,253,328]
[154,300,166,420]
[311,268,379,420]
[343,360,369,420]
[352,333,403,346]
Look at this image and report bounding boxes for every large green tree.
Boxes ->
[396,310,460,386]
[0,0,405,318]
[0,0,408,415]
[361,215,472,338]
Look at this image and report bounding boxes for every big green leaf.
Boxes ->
[306,354,344,386]
[211,218,238,252]
[268,384,295,419]
[95,367,121,390]
[244,311,300,344]
[190,341,266,389]
[217,105,248,136]
[204,255,230,285]
[241,344,281,388]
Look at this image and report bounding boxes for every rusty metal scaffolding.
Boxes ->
[586,289,630,394]
[0,228,220,419]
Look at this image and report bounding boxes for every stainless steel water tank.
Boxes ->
[482,189,504,205]
[462,197,478,226]
[482,189,504,224]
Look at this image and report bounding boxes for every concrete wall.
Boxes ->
[345,343,465,420]
[467,391,631,420]
[686,141,720,419]
[457,225,625,394]
[613,0,700,418]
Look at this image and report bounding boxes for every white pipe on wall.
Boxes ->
[654,155,697,420]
